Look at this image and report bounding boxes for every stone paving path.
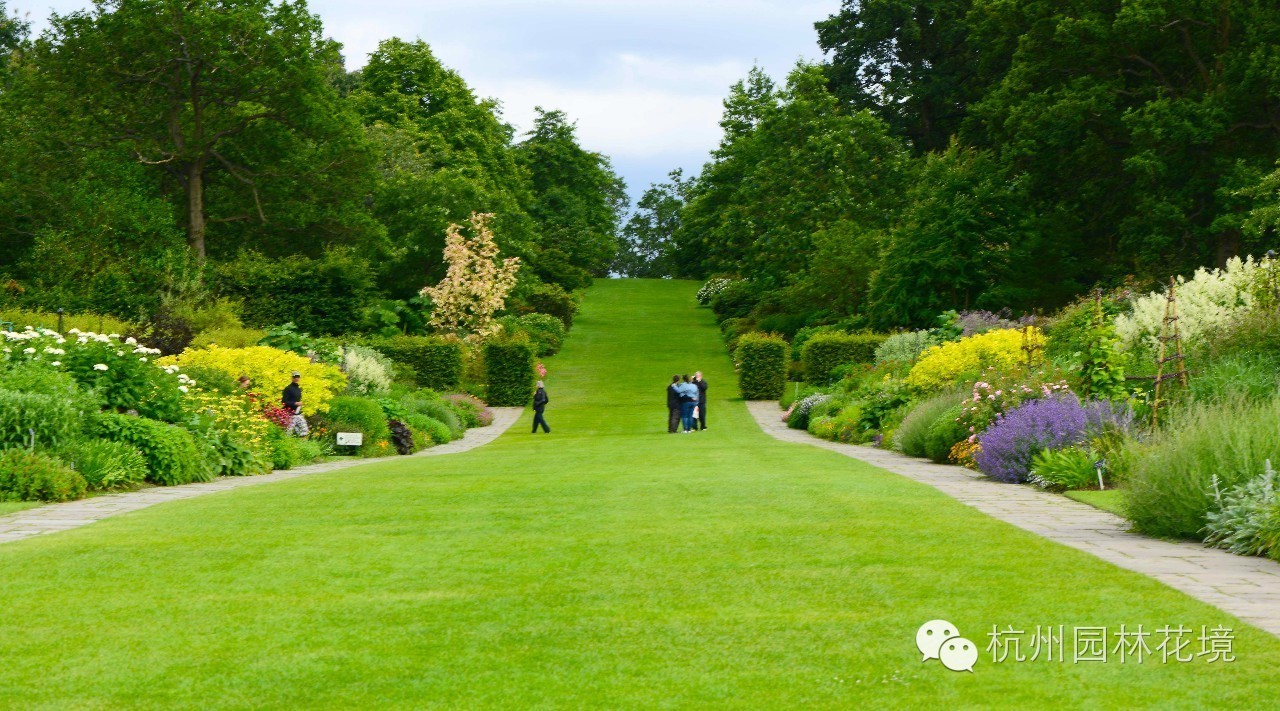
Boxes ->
[747,401,1280,637]
[0,407,524,546]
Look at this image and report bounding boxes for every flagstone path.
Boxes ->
[0,407,524,545]
[746,400,1280,638]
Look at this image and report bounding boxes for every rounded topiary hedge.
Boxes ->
[801,332,888,384]
[484,339,535,407]
[735,332,790,400]
[368,336,464,391]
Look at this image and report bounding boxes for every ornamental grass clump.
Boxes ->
[975,396,1132,484]
[1125,396,1280,539]
[892,390,965,457]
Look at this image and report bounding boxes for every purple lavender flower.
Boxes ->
[956,310,1037,337]
[974,396,1131,483]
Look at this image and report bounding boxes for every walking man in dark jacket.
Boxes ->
[532,381,550,433]
[667,375,682,433]
[693,371,708,430]
[282,371,303,413]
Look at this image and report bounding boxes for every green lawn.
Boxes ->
[0,279,1278,708]
[1066,489,1129,517]
[0,501,39,516]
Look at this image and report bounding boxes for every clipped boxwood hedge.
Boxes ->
[735,332,790,400]
[95,413,213,486]
[368,336,464,391]
[802,332,888,384]
[485,339,535,407]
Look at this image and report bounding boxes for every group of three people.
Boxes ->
[668,372,707,434]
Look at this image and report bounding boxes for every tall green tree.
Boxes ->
[515,108,628,287]
[349,38,539,297]
[816,0,986,151]
[33,0,375,261]
[612,170,691,278]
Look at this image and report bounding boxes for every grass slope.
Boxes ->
[0,279,1277,708]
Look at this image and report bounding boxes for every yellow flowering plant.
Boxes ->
[159,345,345,415]
[905,327,1046,391]
[184,389,273,463]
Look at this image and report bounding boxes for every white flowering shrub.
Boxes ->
[342,345,394,396]
[1115,256,1263,352]
[696,277,736,306]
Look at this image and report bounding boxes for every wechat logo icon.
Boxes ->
[916,619,977,672]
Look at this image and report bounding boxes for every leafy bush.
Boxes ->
[322,396,392,457]
[406,413,453,446]
[484,339,535,407]
[197,429,270,477]
[500,313,567,357]
[893,391,965,458]
[403,396,463,438]
[0,389,84,450]
[696,277,736,306]
[1028,447,1101,491]
[720,317,757,354]
[802,332,888,384]
[787,393,831,430]
[923,404,968,464]
[1125,397,1280,539]
[212,249,378,335]
[975,397,1132,484]
[710,280,761,321]
[0,449,87,502]
[520,282,578,329]
[96,413,213,486]
[342,345,395,397]
[367,336,463,391]
[388,419,415,455]
[1203,459,1280,559]
[160,345,346,416]
[755,313,810,340]
[190,326,268,349]
[735,332,790,400]
[265,427,323,470]
[444,393,492,428]
[874,330,937,366]
[61,439,147,491]
[906,327,1045,391]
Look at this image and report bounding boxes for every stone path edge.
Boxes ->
[0,407,525,546]
[746,400,1280,638]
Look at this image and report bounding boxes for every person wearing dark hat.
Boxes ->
[282,371,303,413]
[666,375,682,433]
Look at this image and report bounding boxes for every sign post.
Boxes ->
[336,432,363,456]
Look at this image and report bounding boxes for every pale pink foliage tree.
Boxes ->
[421,212,521,344]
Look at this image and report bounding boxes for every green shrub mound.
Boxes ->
[213,249,376,335]
[402,397,463,438]
[0,388,83,450]
[735,333,789,400]
[368,336,464,391]
[923,404,967,464]
[61,440,148,490]
[521,283,578,329]
[501,313,566,356]
[267,429,324,470]
[893,391,963,458]
[801,333,888,384]
[1125,397,1280,539]
[96,413,213,486]
[0,449,87,502]
[484,339,535,407]
[405,413,453,446]
[324,396,392,457]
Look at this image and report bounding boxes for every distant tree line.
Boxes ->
[614,0,1280,329]
[0,0,626,329]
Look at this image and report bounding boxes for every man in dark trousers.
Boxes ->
[693,371,708,430]
[282,371,303,413]
[532,380,551,433]
[667,375,682,433]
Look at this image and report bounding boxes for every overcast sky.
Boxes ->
[19,0,832,204]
